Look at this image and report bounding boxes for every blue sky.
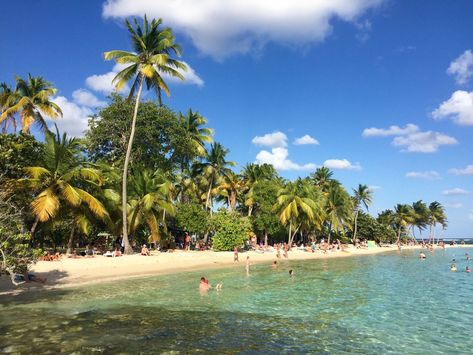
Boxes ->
[1,0,473,237]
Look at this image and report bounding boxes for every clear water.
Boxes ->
[1,248,472,354]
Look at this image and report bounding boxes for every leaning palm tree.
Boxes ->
[16,127,107,246]
[0,74,62,133]
[392,204,414,245]
[352,184,373,244]
[428,201,447,244]
[104,16,186,254]
[411,200,429,242]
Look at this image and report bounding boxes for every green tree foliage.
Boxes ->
[86,95,196,172]
[355,211,396,243]
[211,210,251,251]
[0,133,44,181]
[250,180,285,245]
[175,202,210,236]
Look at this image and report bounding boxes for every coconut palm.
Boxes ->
[241,163,278,216]
[392,204,414,244]
[311,167,333,194]
[215,171,244,211]
[128,170,175,244]
[195,143,236,214]
[411,200,429,242]
[0,83,17,133]
[275,179,324,246]
[104,16,186,254]
[352,184,373,244]
[0,74,62,133]
[428,201,447,244]
[325,181,353,244]
[17,127,107,245]
[178,109,213,158]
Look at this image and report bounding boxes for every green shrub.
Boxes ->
[211,211,251,251]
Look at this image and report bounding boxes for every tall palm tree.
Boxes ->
[128,170,175,244]
[104,16,186,254]
[275,179,324,246]
[196,142,236,215]
[392,204,414,245]
[178,109,214,158]
[352,184,373,244]
[0,83,17,133]
[215,171,244,211]
[411,200,429,242]
[17,127,107,245]
[428,201,447,244]
[0,75,62,133]
[311,167,333,195]
[325,181,353,244]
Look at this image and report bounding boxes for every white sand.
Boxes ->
[0,245,466,295]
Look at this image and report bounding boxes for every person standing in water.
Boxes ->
[234,247,239,262]
[245,256,251,276]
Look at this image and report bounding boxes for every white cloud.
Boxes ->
[368,185,381,190]
[405,171,440,180]
[323,159,361,170]
[447,50,473,85]
[362,124,419,137]
[103,0,384,59]
[393,131,457,153]
[445,202,463,209]
[255,147,316,171]
[364,123,457,153]
[85,62,203,94]
[252,131,288,148]
[449,165,473,176]
[432,90,473,126]
[48,96,93,137]
[293,134,319,145]
[72,89,106,107]
[442,188,469,196]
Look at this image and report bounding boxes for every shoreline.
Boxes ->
[1,245,470,296]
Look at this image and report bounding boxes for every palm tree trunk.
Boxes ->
[264,230,268,247]
[66,226,75,255]
[328,221,332,244]
[205,176,213,212]
[396,226,402,245]
[248,205,253,217]
[29,217,40,247]
[157,87,163,107]
[122,74,144,255]
[288,222,292,244]
[352,209,359,245]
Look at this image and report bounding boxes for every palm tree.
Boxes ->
[428,201,447,244]
[0,83,17,133]
[411,200,429,242]
[178,109,213,158]
[104,16,186,254]
[325,181,353,244]
[128,170,175,244]
[241,163,278,216]
[216,171,244,211]
[352,184,373,244]
[275,179,324,246]
[17,127,107,246]
[0,74,62,133]
[196,142,236,215]
[311,167,333,194]
[392,204,414,245]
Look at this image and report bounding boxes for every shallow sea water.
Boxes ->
[1,248,472,354]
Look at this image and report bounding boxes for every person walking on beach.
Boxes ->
[234,247,239,262]
[283,243,288,259]
[276,244,281,259]
[245,256,251,276]
[184,233,191,251]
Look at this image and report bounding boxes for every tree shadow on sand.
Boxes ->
[0,269,70,297]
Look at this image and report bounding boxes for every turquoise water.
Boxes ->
[1,248,472,353]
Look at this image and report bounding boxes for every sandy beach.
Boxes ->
[3,244,466,295]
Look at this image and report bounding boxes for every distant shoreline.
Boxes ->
[1,245,471,296]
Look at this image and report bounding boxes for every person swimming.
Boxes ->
[419,252,426,259]
[466,266,471,273]
[450,263,457,272]
[199,277,222,293]
[289,269,294,277]
[271,260,278,269]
